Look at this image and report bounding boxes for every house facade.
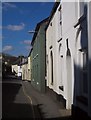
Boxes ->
[29,48,33,82]
[12,56,23,78]
[31,18,48,93]
[46,1,91,116]
[46,2,68,108]
[69,1,91,119]
[21,57,29,81]
[28,48,33,81]
[12,63,22,78]
[72,1,91,118]
[12,64,18,76]
[22,62,28,81]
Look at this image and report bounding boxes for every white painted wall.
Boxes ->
[46,1,89,110]
[46,2,77,109]
[18,66,22,77]
[22,63,29,80]
[12,64,22,77]
[12,64,18,76]
[28,56,31,80]
[61,2,77,109]
[46,3,62,94]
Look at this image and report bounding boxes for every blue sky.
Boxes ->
[2,2,54,57]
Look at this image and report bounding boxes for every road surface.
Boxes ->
[2,78,40,119]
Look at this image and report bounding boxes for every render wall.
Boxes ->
[31,22,47,93]
[46,1,88,110]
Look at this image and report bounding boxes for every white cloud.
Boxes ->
[3,23,25,31]
[3,2,17,10]
[23,40,31,45]
[3,45,13,52]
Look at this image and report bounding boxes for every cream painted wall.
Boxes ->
[22,63,29,80]
[28,56,31,81]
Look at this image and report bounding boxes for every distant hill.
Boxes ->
[2,53,18,65]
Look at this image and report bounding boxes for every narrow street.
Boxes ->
[2,76,72,120]
[1,1,91,119]
[2,77,41,119]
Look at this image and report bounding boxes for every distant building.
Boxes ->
[21,57,29,81]
[12,64,18,76]
[28,48,33,81]
[12,56,23,78]
[30,18,48,93]
[2,53,17,78]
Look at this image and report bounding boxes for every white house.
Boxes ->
[46,2,66,107]
[12,64,22,78]
[12,64,18,76]
[27,55,31,81]
[12,57,22,78]
[46,1,91,116]
[46,1,74,109]
[21,62,28,81]
[21,57,31,81]
[17,66,22,78]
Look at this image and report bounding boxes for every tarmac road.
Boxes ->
[2,76,72,120]
[2,78,40,119]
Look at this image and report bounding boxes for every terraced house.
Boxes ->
[30,18,48,93]
[46,0,91,118]
[27,51,32,81]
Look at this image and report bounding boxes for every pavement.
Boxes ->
[22,80,72,120]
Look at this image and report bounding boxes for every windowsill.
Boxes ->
[76,96,88,106]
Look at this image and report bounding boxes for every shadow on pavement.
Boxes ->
[37,104,72,120]
[2,80,72,119]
